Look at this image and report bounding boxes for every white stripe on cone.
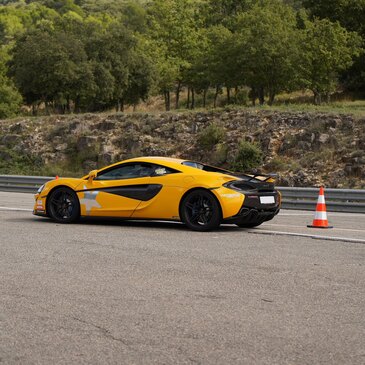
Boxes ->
[314,211,328,220]
[317,195,325,204]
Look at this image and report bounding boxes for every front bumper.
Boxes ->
[33,193,48,217]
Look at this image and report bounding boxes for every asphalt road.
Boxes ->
[0,192,364,364]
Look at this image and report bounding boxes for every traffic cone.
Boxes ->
[55,175,59,179]
[307,186,333,229]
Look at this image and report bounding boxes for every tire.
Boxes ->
[180,189,221,231]
[47,187,80,223]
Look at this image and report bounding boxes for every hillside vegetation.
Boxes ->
[0,109,364,189]
[0,0,364,118]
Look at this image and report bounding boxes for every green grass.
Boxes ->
[252,100,365,118]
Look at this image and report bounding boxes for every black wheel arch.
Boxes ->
[45,185,80,217]
[178,187,223,223]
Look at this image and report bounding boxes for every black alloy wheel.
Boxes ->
[181,189,221,231]
[47,187,80,223]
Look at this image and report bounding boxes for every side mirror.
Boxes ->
[88,170,98,182]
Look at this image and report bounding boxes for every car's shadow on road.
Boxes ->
[9,215,243,232]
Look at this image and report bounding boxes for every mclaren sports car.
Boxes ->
[33,156,281,231]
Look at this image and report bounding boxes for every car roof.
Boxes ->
[126,156,186,164]
[95,156,228,176]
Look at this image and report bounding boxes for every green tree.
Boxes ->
[10,27,92,112]
[204,25,237,107]
[201,0,254,29]
[234,0,300,105]
[303,0,365,90]
[299,18,362,104]
[0,47,21,118]
[0,74,22,118]
[147,0,200,110]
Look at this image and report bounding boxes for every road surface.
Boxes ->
[0,192,364,364]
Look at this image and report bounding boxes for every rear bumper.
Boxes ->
[223,190,281,225]
[223,206,280,225]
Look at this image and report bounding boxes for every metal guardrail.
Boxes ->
[0,175,364,213]
[278,187,365,213]
[0,175,54,193]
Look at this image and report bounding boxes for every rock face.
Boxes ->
[0,109,364,188]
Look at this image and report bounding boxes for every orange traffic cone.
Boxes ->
[55,175,59,179]
[307,186,333,229]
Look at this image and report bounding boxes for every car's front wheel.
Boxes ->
[47,187,80,223]
[181,189,221,231]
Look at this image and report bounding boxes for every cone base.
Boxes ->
[307,225,333,229]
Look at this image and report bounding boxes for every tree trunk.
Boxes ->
[325,93,331,103]
[313,91,321,105]
[234,86,239,104]
[214,86,219,108]
[250,87,257,106]
[186,87,190,109]
[203,88,207,108]
[74,96,81,113]
[227,87,231,104]
[258,87,265,105]
[66,97,71,114]
[164,91,170,111]
[191,88,195,109]
[45,101,50,115]
[116,100,121,112]
[175,81,181,109]
[268,91,275,106]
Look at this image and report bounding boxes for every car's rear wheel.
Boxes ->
[47,187,80,223]
[181,189,221,231]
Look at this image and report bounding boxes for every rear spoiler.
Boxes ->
[232,171,278,182]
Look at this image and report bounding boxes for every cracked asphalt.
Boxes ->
[0,192,365,364]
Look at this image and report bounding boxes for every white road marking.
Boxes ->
[0,206,32,212]
[1,206,364,244]
[280,212,365,218]
[249,229,365,244]
[265,223,365,233]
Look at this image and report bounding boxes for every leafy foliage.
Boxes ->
[197,123,226,149]
[231,140,263,171]
[0,0,364,118]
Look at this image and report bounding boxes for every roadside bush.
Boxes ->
[0,79,22,119]
[265,156,288,171]
[231,140,263,172]
[197,123,226,149]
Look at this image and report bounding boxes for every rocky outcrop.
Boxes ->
[0,109,364,188]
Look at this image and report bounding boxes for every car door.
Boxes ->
[76,162,161,218]
[130,164,185,220]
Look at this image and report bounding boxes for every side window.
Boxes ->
[95,163,155,180]
[151,165,178,176]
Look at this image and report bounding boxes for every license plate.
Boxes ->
[260,196,275,204]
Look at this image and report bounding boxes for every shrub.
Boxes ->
[231,140,263,172]
[265,156,288,171]
[0,78,22,119]
[197,123,226,149]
